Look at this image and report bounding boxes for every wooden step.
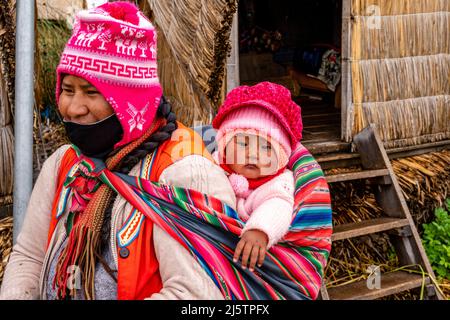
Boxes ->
[326,168,389,183]
[327,271,430,300]
[302,140,351,155]
[332,218,410,241]
[316,152,361,170]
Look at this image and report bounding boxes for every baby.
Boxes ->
[212,81,303,271]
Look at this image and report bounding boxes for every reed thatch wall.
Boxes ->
[349,0,450,148]
[146,0,237,125]
[0,1,15,207]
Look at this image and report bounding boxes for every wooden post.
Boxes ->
[226,10,240,93]
[341,0,353,142]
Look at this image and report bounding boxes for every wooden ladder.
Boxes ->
[319,124,443,300]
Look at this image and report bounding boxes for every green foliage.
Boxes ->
[422,198,450,279]
[36,19,71,121]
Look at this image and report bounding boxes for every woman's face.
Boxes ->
[226,134,278,179]
[58,75,114,124]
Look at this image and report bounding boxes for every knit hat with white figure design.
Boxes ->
[56,1,162,147]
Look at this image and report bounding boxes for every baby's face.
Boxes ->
[225,134,278,179]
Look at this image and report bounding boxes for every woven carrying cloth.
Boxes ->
[60,144,332,300]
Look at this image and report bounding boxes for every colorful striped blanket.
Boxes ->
[83,143,332,300]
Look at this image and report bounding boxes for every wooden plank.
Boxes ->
[326,168,389,183]
[327,271,430,300]
[353,125,441,298]
[303,124,341,130]
[353,125,386,170]
[316,152,360,162]
[226,10,240,92]
[303,140,351,154]
[302,113,341,119]
[316,152,361,170]
[341,0,353,142]
[332,218,410,241]
[314,140,450,168]
[386,140,450,160]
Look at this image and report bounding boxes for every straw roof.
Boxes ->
[145,0,237,125]
[0,0,15,204]
[348,0,450,148]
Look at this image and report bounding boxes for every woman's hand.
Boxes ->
[233,229,268,271]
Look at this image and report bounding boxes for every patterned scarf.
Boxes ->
[58,143,332,300]
[53,118,164,300]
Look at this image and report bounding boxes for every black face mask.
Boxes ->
[63,114,124,159]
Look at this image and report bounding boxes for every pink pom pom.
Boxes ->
[100,1,139,25]
[229,173,250,198]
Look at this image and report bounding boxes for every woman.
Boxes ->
[0,2,235,300]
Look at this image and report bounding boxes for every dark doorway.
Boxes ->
[238,0,347,154]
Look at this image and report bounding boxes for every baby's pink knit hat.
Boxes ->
[213,82,303,144]
[56,1,162,148]
[215,105,292,171]
[213,82,303,171]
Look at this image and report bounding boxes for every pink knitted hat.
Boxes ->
[213,82,303,145]
[56,1,162,148]
[215,105,292,171]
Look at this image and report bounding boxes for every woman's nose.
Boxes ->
[65,94,89,119]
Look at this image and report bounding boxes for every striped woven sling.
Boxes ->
[74,143,332,300]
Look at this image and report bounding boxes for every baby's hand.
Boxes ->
[233,229,268,271]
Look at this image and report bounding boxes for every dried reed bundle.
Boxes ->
[352,0,449,16]
[146,0,237,125]
[349,1,450,146]
[0,195,12,208]
[35,19,71,112]
[356,13,449,60]
[439,278,450,299]
[0,0,15,201]
[0,216,12,285]
[392,150,450,225]
[356,55,449,103]
[157,30,210,125]
[0,0,15,112]
[0,123,14,198]
[33,120,68,174]
[361,96,450,148]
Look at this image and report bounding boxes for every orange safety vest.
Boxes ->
[47,123,212,299]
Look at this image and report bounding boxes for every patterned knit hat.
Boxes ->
[56,1,162,148]
[213,82,302,170]
[213,82,303,144]
[215,106,292,171]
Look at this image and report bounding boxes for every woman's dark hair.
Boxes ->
[99,96,177,271]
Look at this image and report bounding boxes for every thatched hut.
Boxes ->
[346,0,449,149]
